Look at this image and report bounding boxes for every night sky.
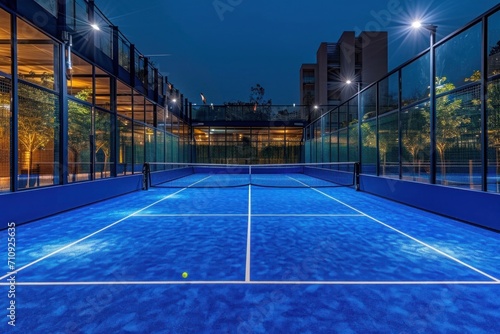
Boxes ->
[95,0,500,105]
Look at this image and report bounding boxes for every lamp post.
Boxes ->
[412,21,437,184]
[346,80,362,172]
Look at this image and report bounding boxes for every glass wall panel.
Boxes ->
[435,84,481,188]
[360,85,376,120]
[17,82,60,188]
[304,139,311,163]
[118,34,131,72]
[401,53,430,107]
[157,106,166,130]
[95,67,110,110]
[156,131,165,167]
[488,10,500,192]
[488,10,500,77]
[269,129,285,164]
[315,121,322,163]
[67,0,89,31]
[330,131,339,162]
[170,113,180,137]
[133,91,144,122]
[117,116,132,175]
[145,126,155,164]
[322,132,330,163]
[378,112,399,177]
[117,80,132,118]
[339,105,348,128]
[227,128,244,164]
[339,128,348,162]
[360,86,376,173]
[401,103,430,182]
[0,8,11,75]
[285,128,302,163]
[145,100,154,126]
[67,54,92,101]
[172,135,179,162]
[436,23,481,92]
[361,118,376,175]
[35,0,58,16]
[93,8,113,59]
[488,79,500,192]
[17,18,59,91]
[68,98,91,182]
[165,133,173,163]
[133,122,144,173]
[0,77,11,191]
[193,127,209,163]
[95,109,112,179]
[348,100,358,163]
[379,72,399,115]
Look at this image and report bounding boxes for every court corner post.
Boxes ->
[354,162,360,191]
[142,162,150,190]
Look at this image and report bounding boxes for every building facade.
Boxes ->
[300,31,388,120]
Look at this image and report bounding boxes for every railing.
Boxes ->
[191,104,309,123]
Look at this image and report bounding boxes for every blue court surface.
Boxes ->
[1,177,500,333]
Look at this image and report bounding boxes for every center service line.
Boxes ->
[245,185,252,282]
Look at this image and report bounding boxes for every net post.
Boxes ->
[142,162,151,190]
[354,162,360,191]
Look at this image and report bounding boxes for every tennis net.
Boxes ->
[143,162,359,189]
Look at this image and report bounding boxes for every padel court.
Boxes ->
[1,165,499,333]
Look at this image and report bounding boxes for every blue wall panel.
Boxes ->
[0,176,143,229]
[360,175,500,231]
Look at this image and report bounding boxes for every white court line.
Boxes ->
[1,280,499,286]
[0,176,213,282]
[288,177,500,282]
[134,214,249,217]
[245,185,252,282]
[133,213,364,217]
[253,214,364,217]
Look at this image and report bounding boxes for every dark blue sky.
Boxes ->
[96,0,500,105]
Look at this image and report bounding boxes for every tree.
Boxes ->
[68,90,92,181]
[17,81,57,187]
[402,106,430,177]
[249,83,272,105]
[434,77,467,181]
[466,70,500,190]
[95,111,111,177]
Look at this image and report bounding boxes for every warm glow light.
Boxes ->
[91,23,100,31]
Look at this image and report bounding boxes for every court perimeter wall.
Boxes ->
[0,175,143,229]
[360,175,500,232]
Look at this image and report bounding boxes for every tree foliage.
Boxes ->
[249,84,272,105]
[17,81,58,185]
[435,78,467,179]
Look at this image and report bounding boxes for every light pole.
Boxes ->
[412,21,438,184]
[346,80,362,169]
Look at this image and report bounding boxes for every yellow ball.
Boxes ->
[182,272,188,279]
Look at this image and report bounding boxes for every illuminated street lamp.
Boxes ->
[412,21,438,184]
[346,80,362,167]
